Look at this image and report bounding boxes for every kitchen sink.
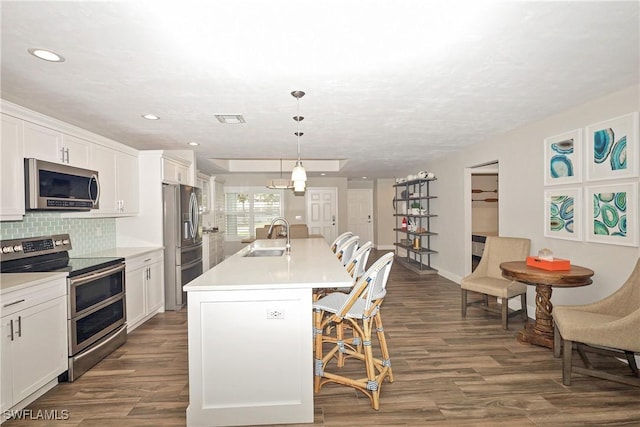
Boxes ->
[243,248,286,257]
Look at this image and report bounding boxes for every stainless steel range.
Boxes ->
[0,234,126,381]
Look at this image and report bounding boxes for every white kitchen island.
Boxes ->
[183,237,353,427]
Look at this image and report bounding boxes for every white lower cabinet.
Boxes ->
[125,250,164,332]
[1,277,68,418]
[202,232,225,272]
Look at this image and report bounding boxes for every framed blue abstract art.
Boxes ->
[585,182,638,247]
[544,188,582,241]
[585,112,639,182]
[544,129,582,186]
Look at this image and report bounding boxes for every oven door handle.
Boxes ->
[69,263,125,287]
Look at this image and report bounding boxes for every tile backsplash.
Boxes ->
[0,213,116,255]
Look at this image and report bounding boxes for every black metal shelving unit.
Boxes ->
[393,178,438,274]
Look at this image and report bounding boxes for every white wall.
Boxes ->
[374,178,396,249]
[430,85,640,307]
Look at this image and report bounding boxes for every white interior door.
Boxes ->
[348,189,373,244]
[306,187,338,244]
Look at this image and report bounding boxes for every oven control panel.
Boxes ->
[0,234,72,261]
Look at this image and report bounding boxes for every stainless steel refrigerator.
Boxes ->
[163,184,203,310]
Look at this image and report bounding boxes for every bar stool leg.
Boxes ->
[374,311,393,383]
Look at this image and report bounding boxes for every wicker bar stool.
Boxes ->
[313,252,395,410]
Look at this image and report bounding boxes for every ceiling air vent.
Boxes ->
[214,114,246,124]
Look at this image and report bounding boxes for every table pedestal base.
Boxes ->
[516,322,553,348]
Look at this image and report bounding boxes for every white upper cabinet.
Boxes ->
[90,145,139,216]
[162,157,191,185]
[1,114,25,220]
[197,172,211,213]
[23,121,90,168]
[117,151,139,215]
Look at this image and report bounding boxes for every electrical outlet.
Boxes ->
[267,308,285,319]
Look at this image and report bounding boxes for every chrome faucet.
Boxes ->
[267,216,291,254]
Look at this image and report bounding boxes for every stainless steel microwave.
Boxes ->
[24,158,100,210]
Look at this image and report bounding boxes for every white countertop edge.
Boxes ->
[81,246,164,259]
[185,237,353,292]
[0,272,68,294]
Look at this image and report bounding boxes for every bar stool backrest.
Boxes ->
[337,236,359,266]
[346,241,373,283]
[331,232,354,253]
[337,252,394,318]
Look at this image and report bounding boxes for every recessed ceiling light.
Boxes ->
[214,114,246,124]
[28,48,65,62]
[362,176,368,179]
[320,173,326,176]
[142,114,160,120]
[188,142,200,146]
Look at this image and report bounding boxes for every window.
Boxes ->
[225,187,283,240]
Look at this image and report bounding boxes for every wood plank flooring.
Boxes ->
[4,250,639,426]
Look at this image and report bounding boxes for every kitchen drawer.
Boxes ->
[1,277,66,317]
[125,250,163,272]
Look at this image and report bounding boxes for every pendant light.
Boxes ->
[290,90,307,192]
[266,159,294,189]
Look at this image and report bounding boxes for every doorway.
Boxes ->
[306,187,338,244]
[465,162,499,275]
[347,189,374,245]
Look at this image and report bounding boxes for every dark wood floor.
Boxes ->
[5,251,640,426]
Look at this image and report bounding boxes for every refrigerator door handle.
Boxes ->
[188,191,196,239]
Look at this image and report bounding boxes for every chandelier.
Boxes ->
[290,90,307,192]
[266,159,294,189]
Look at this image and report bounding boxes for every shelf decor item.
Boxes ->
[526,256,571,271]
[544,128,583,186]
[585,112,639,182]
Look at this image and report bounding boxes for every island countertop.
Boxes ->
[184,237,353,291]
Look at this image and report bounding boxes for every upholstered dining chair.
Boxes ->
[330,232,354,253]
[553,257,640,387]
[313,252,395,410]
[461,236,531,329]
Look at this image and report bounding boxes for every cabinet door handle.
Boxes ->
[10,319,14,341]
[60,147,66,163]
[16,316,22,338]
[65,148,70,164]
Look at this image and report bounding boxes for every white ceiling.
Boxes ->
[1,1,638,179]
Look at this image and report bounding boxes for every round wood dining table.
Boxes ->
[499,261,594,348]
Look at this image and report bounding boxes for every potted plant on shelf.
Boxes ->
[410,201,422,215]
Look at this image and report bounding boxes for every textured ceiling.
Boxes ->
[1,1,638,179]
